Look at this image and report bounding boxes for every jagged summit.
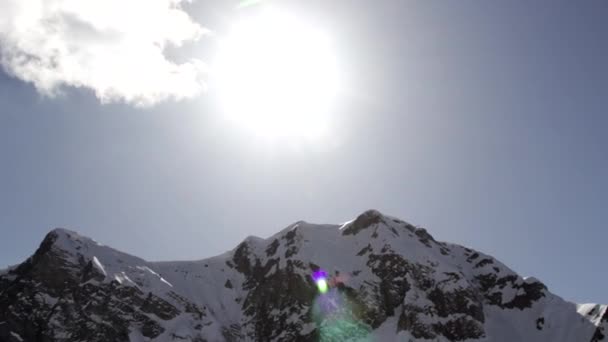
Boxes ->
[47,227,80,236]
[1,212,606,342]
[39,227,147,266]
[341,209,387,235]
[340,209,430,241]
[42,227,96,249]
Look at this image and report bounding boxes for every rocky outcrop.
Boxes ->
[0,230,208,342]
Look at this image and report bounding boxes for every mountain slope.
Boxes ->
[0,210,606,341]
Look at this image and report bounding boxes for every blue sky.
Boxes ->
[1,1,607,304]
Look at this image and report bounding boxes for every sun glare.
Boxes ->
[212,9,340,140]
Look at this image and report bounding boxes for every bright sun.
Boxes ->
[212,9,340,140]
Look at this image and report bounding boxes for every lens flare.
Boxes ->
[312,270,329,294]
[316,278,329,294]
[310,269,371,341]
[312,288,371,341]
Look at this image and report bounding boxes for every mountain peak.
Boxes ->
[48,227,79,236]
[340,209,433,243]
[41,227,99,253]
[1,214,607,341]
[341,209,387,236]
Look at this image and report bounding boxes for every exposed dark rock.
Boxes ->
[341,210,383,236]
[475,273,546,309]
[467,252,480,262]
[356,244,373,256]
[427,288,484,322]
[475,258,494,268]
[265,239,280,257]
[537,317,545,330]
[414,227,435,247]
[591,307,608,342]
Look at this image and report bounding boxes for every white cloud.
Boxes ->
[0,0,208,106]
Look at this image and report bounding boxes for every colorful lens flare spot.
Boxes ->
[311,269,371,341]
[316,278,329,293]
[312,287,372,341]
[312,270,329,294]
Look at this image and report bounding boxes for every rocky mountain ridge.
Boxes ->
[0,210,606,341]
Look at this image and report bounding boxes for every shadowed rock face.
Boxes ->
[341,210,385,236]
[0,231,186,342]
[0,211,605,342]
[591,309,608,342]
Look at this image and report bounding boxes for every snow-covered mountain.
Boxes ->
[0,210,606,341]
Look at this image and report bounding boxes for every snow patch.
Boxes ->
[135,266,173,287]
[114,272,139,288]
[92,256,107,277]
[128,329,148,342]
[10,331,24,342]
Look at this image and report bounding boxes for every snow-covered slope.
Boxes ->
[0,210,606,341]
